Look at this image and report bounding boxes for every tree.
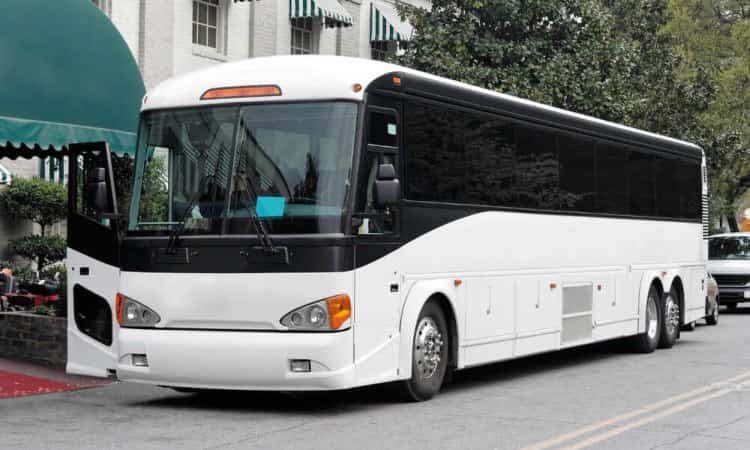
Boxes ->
[11,235,66,271]
[137,154,168,223]
[0,177,66,237]
[395,0,749,232]
[394,0,641,123]
[662,0,750,230]
[0,177,67,270]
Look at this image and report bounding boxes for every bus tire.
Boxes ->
[658,288,680,349]
[398,301,449,402]
[631,285,660,353]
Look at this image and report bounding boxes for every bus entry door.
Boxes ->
[66,142,121,378]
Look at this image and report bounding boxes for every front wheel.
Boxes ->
[398,301,449,402]
[630,286,661,353]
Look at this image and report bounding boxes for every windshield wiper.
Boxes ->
[165,174,214,254]
[239,175,278,255]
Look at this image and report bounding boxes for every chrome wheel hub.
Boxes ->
[647,295,658,340]
[414,317,444,379]
[665,295,680,335]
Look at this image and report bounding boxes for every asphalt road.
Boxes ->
[2,307,750,450]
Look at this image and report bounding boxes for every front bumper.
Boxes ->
[117,328,355,391]
[716,286,750,303]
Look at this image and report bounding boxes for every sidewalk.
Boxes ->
[0,357,110,399]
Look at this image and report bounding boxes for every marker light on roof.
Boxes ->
[200,85,282,100]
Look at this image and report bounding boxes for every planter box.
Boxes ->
[0,312,66,369]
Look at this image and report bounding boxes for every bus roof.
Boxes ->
[143,55,703,157]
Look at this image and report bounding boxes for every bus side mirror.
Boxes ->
[374,163,400,208]
[86,167,112,213]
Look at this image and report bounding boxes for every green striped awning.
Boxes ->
[0,0,145,159]
[290,0,353,27]
[370,1,413,42]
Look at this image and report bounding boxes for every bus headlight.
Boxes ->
[280,294,351,331]
[116,293,161,328]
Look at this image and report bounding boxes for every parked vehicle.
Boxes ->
[707,233,750,310]
[684,274,719,330]
[65,56,710,401]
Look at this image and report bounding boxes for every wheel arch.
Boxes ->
[425,292,459,372]
[668,276,686,325]
[638,273,664,332]
[397,279,461,379]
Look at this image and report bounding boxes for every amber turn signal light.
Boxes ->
[200,85,282,100]
[326,294,352,330]
[115,293,124,325]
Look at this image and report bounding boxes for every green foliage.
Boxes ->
[11,235,66,270]
[31,305,51,316]
[0,177,66,236]
[395,0,750,228]
[138,154,169,223]
[663,0,750,228]
[394,0,640,122]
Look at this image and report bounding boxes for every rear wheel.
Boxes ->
[398,301,449,401]
[659,288,680,349]
[631,285,660,353]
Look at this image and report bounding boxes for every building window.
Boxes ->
[370,41,391,61]
[291,18,316,55]
[91,0,111,16]
[193,0,221,50]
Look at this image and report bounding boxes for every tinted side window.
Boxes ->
[655,155,679,218]
[674,158,701,219]
[368,110,399,147]
[628,150,655,216]
[558,133,595,212]
[595,143,629,214]
[405,101,467,203]
[514,127,559,210]
[464,114,516,206]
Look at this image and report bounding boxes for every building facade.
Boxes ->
[94,0,427,90]
[0,0,426,261]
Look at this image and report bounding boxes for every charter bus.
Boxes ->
[66,56,709,401]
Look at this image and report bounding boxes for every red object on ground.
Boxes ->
[0,358,110,399]
[5,293,59,308]
[0,370,78,399]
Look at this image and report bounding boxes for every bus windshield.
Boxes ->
[128,102,358,235]
[709,237,750,260]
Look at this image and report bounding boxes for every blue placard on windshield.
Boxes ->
[256,196,286,218]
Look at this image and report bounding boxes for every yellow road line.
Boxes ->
[561,383,749,450]
[521,369,750,450]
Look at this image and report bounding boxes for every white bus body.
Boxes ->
[66,56,709,400]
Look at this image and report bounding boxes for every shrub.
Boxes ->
[11,235,66,270]
[0,177,66,236]
[31,305,51,316]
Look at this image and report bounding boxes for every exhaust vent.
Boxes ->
[562,284,593,344]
